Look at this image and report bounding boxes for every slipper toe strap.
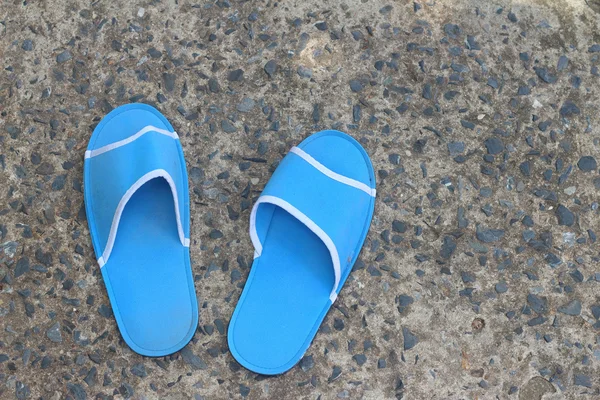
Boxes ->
[250,147,375,302]
[85,127,189,267]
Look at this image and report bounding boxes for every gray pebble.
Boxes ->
[221,120,237,133]
[495,282,508,293]
[476,225,505,243]
[558,300,581,316]
[119,383,135,398]
[22,40,33,51]
[440,236,456,259]
[15,382,31,400]
[460,120,475,130]
[527,294,548,314]
[130,363,147,378]
[444,24,462,39]
[574,374,592,388]
[163,73,176,92]
[557,55,569,71]
[379,5,393,14]
[56,50,72,63]
[349,80,364,92]
[297,65,313,79]
[588,44,600,53]
[448,141,465,156]
[46,322,62,343]
[237,97,255,113]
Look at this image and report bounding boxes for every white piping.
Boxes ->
[290,147,376,197]
[98,169,189,268]
[85,125,179,159]
[250,195,340,303]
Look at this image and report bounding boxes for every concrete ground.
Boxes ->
[1,0,600,399]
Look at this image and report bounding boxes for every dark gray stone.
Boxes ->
[14,257,29,278]
[476,225,505,243]
[240,384,250,397]
[402,327,418,350]
[67,383,87,400]
[556,204,575,226]
[353,354,367,366]
[484,137,504,155]
[315,22,328,31]
[180,345,207,370]
[588,44,600,53]
[577,156,597,172]
[535,67,557,84]
[392,220,408,233]
[440,236,456,259]
[444,24,462,39]
[130,363,147,378]
[147,47,162,58]
[299,355,314,372]
[264,60,277,78]
[349,80,364,92]
[559,101,580,117]
[163,73,176,92]
[227,69,244,81]
[527,294,548,314]
[15,382,30,400]
[221,120,237,133]
[460,120,475,130]
[97,304,112,318]
[591,304,600,320]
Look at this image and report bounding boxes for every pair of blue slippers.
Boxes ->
[84,104,376,374]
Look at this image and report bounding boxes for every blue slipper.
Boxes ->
[84,103,198,357]
[227,130,376,374]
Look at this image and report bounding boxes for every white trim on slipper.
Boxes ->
[85,125,179,159]
[250,195,340,303]
[290,147,376,197]
[98,168,189,268]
